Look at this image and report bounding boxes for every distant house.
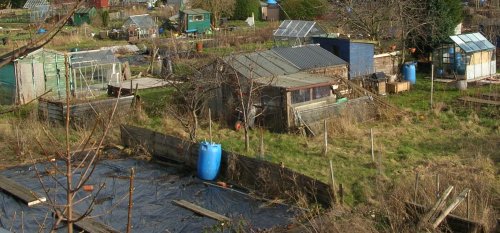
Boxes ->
[273,20,327,46]
[260,1,279,21]
[434,32,496,80]
[0,48,122,105]
[313,36,375,79]
[213,44,354,133]
[178,8,211,33]
[123,14,157,40]
[92,0,109,8]
[72,7,97,26]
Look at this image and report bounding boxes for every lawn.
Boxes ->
[134,75,500,206]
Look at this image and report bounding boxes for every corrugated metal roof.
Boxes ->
[224,45,346,79]
[126,14,156,29]
[181,8,211,15]
[75,7,95,14]
[23,0,49,9]
[273,20,326,38]
[69,49,119,68]
[255,72,334,89]
[224,50,299,79]
[450,32,495,53]
[272,44,347,70]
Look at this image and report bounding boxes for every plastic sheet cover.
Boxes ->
[0,159,297,232]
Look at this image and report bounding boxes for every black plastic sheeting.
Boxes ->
[0,159,297,232]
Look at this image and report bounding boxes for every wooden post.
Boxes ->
[432,189,471,229]
[329,160,336,203]
[208,108,212,144]
[467,190,470,219]
[339,183,344,205]
[370,128,375,162]
[417,186,454,229]
[323,120,328,157]
[431,64,434,109]
[414,172,419,203]
[436,174,440,199]
[259,128,265,160]
[130,79,133,95]
[126,168,135,233]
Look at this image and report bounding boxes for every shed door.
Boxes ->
[33,62,45,97]
[16,63,35,104]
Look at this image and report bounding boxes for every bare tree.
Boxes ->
[330,0,394,42]
[164,59,223,142]
[220,61,273,153]
[191,0,236,28]
[26,55,130,233]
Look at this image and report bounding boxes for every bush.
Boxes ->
[233,0,260,20]
[280,0,328,20]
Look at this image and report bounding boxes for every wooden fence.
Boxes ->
[39,96,135,125]
[120,125,334,208]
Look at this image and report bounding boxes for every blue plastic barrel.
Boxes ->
[403,62,416,84]
[197,142,222,180]
[454,53,466,75]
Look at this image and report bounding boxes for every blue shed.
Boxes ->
[313,37,375,79]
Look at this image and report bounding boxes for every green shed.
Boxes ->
[179,8,212,33]
[73,7,97,26]
[0,49,67,105]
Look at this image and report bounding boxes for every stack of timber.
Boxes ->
[0,175,46,207]
[38,96,135,125]
[108,78,170,97]
[406,202,485,233]
[120,125,334,208]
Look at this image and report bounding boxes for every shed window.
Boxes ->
[291,89,310,104]
[312,86,331,99]
[193,14,204,21]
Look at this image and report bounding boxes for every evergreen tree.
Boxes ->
[411,0,463,51]
[280,0,328,20]
[233,0,260,20]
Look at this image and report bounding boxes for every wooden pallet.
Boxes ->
[0,175,46,207]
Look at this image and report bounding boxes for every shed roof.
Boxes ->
[69,49,119,68]
[255,72,334,90]
[75,7,96,14]
[125,14,156,29]
[224,44,346,79]
[272,44,347,70]
[224,50,300,79]
[23,0,49,9]
[450,32,495,53]
[273,20,326,38]
[181,8,211,15]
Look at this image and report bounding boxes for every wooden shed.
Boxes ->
[313,36,376,79]
[434,32,496,80]
[178,8,212,34]
[0,49,67,105]
[214,44,355,133]
[72,7,97,26]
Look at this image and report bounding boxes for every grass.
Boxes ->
[134,73,500,207]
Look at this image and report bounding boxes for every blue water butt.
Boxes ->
[454,53,466,75]
[403,62,416,84]
[197,142,222,180]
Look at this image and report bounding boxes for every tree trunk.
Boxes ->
[190,110,198,142]
[244,125,250,152]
